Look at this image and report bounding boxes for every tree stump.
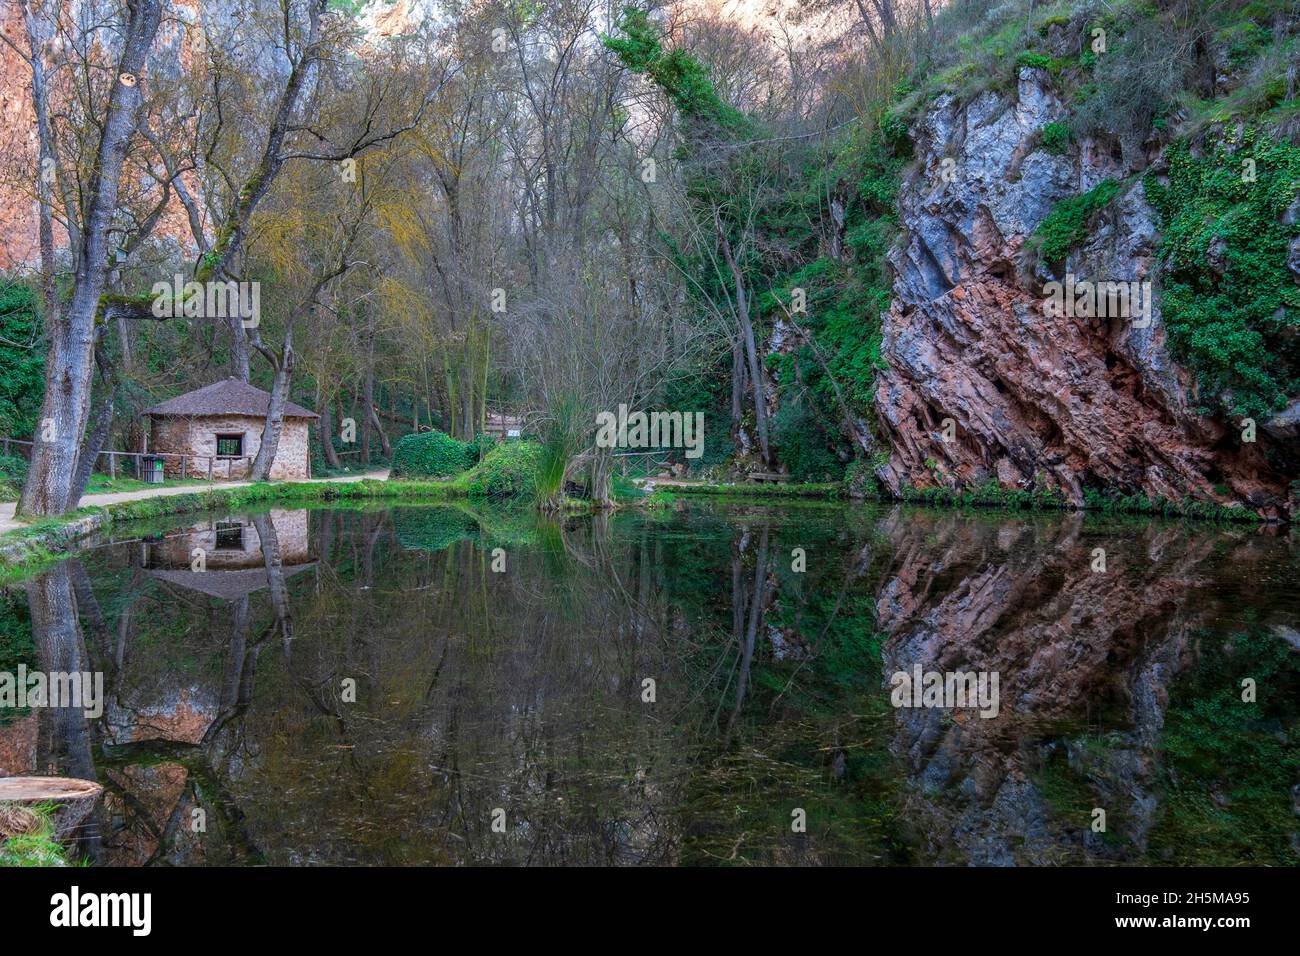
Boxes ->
[0,776,103,839]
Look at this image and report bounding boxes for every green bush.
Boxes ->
[1015,50,1057,73]
[463,440,543,501]
[1145,134,1300,418]
[1038,14,1071,33]
[466,432,498,465]
[0,455,27,486]
[1034,178,1121,265]
[771,395,844,482]
[0,455,26,503]
[0,282,44,439]
[1039,121,1072,154]
[389,429,471,478]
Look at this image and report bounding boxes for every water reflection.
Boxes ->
[0,503,1296,866]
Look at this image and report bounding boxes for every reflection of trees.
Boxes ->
[12,511,324,863]
[24,561,101,859]
[12,503,1297,866]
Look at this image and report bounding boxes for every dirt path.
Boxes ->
[632,477,703,489]
[0,470,390,536]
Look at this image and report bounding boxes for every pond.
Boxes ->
[1,500,1297,866]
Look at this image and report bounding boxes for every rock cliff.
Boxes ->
[875,68,1295,519]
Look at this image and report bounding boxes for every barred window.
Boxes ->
[216,433,243,457]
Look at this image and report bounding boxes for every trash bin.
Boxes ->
[142,457,165,483]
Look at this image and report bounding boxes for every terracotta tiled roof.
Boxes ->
[144,377,318,419]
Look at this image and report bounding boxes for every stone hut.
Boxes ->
[143,378,318,480]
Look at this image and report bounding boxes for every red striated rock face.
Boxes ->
[875,69,1294,519]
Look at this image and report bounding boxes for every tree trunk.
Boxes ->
[319,394,342,469]
[21,0,61,329]
[715,216,771,466]
[462,367,475,441]
[590,446,612,509]
[17,0,163,517]
[366,394,391,459]
[229,316,251,382]
[251,326,294,481]
[730,336,744,435]
[70,386,116,501]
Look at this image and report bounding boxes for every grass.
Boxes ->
[647,474,1259,522]
[885,479,1258,522]
[0,803,70,867]
[663,481,845,500]
[84,475,213,494]
[1031,178,1123,265]
[0,472,213,503]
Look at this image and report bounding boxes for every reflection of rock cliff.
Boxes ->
[873,509,1284,864]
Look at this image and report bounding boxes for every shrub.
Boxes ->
[0,456,27,503]
[1068,15,1186,165]
[1038,14,1071,34]
[389,430,471,478]
[1015,50,1057,73]
[1039,120,1072,154]
[1145,134,1300,419]
[463,440,543,501]
[466,432,498,465]
[1033,178,1121,264]
[0,455,27,487]
[771,395,844,482]
[0,282,44,439]
[843,456,879,498]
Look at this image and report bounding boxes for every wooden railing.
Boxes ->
[610,449,674,477]
[2,437,254,482]
[2,435,375,482]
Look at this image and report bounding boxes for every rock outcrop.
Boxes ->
[875,68,1294,519]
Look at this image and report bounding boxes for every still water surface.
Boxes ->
[2,501,1297,865]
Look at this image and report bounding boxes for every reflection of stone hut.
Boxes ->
[143,378,319,480]
[143,511,315,599]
